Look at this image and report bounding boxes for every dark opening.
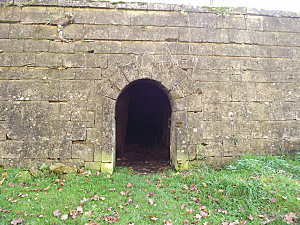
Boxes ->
[116,79,171,172]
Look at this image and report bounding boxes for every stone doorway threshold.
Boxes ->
[116,144,172,174]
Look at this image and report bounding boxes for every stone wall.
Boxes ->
[0,0,299,172]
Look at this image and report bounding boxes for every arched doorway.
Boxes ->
[115,79,171,171]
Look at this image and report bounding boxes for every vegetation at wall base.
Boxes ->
[0,154,299,224]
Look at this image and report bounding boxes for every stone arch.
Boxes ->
[99,56,193,172]
[115,78,175,169]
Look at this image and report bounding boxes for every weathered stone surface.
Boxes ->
[0,2,299,171]
[72,143,94,161]
[85,161,101,171]
[49,163,77,173]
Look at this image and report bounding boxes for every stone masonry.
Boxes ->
[0,0,299,173]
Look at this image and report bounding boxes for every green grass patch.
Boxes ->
[0,154,299,224]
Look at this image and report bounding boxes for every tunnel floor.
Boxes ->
[116,144,171,173]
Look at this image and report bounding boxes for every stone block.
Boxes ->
[228,30,278,46]
[59,80,96,101]
[201,121,233,140]
[101,145,114,163]
[49,41,74,53]
[263,17,300,33]
[72,68,102,80]
[0,101,11,121]
[246,15,264,31]
[35,53,63,67]
[85,161,101,171]
[6,102,49,140]
[9,24,57,39]
[93,144,102,161]
[277,32,300,47]
[68,122,86,141]
[0,6,21,22]
[131,11,188,27]
[0,24,9,38]
[244,102,271,121]
[72,143,94,161]
[283,121,300,139]
[86,128,102,144]
[231,82,256,102]
[73,8,130,25]
[95,79,120,100]
[249,138,280,155]
[101,161,114,173]
[21,6,48,24]
[0,53,11,66]
[11,53,35,66]
[270,101,296,121]
[64,24,85,40]
[75,41,121,54]
[21,141,50,159]
[48,102,71,121]
[109,25,179,42]
[200,82,232,103]
[179,27,229,43]
[0,39,23,52]
[48,140,72,159]
[196,139,224,157]
[85,54,107,68]
[23,39,49,52]
[3,141,23,158]
[0,128,6,141]
[63,53,85,68]
[0,80,57,101]
[0,122,7,141]
[49,163,77,173]
[83,24,109,40]
[282,139,300,154]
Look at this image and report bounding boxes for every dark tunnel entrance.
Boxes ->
[115,79,171,172]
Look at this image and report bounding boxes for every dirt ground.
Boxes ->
[116,144,172,174]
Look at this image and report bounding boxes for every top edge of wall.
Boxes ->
[1,0,300,18]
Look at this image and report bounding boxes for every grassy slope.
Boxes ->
[0,154,299,225]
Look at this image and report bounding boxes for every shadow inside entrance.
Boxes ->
[115,79,172,173]
[116,144,171,173]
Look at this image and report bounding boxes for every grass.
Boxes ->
[0,154,299,224]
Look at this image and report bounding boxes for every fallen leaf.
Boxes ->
[147,192,154,197]
[61,214,68,220]
[215,209,228,214]
[150,216,158,221]
[180,204,186,210]
[186,208,194,214]
[125,198,133,205]
[190,185,197,191]
[191,197,200,203]
[202,182,208,187]
[248,215,254,220]
[218,189,224,193]
[10,218,23,225]
[148,199,155,204]
[53,210,61,217]
[17,193,28,198]
[76,206,83,213]
[90,195,100,201]
[126,183,133,188]
[283,212,298,224]
[194,214,202,219]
